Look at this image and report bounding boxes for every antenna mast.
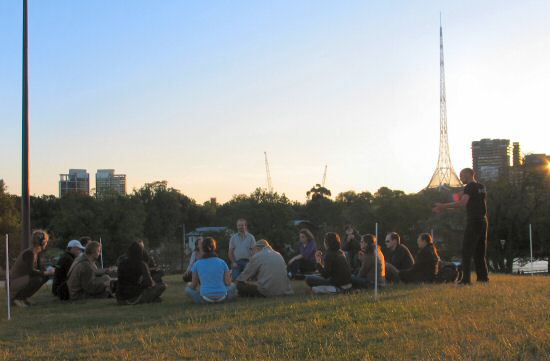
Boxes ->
[264,152,274,193]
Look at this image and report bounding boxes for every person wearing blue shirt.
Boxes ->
[185,237,237,304]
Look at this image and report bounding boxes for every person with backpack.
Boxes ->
[9,230,55,307]
[305,232,352,293]
[185,237,237,304]
[52,240,86,299]
[117,241,166,305]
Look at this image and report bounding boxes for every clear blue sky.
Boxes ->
[1,0,549,202]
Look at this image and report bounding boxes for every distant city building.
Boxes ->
[512,142,524,167]
[524,154,550,176]
[472,139,513,182]
[59,169,90,197]
[95,169,126,197]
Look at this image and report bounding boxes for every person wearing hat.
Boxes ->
[52,239,86,298]
[236,239,294,298]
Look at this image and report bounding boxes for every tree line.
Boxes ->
[1,177,549,273]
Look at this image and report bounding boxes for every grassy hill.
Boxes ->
[1,274,549,361]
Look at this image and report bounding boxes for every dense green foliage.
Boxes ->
[1,176,549,272]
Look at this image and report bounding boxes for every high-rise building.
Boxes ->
[471,139,513,183]
[524,154,550,175]
[95,169,126,197]
[512,142,524,167]
[59,169,90,197]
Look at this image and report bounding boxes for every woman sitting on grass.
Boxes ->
[351,234,386,289]
[305,232,352,293]
[183,237,203,283]
[398,233,441,284]
[117,241,167,305]
[287,229,317,279]
[185,237,237,303]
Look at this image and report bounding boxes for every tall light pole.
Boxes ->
[21,0,31,249]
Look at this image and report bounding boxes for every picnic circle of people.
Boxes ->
[8,167,488,307]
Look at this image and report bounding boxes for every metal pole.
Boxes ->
[99,237,104,269]
[529,224,533,275]
[21,0,31,250]
[6,234,11,321]
[181,224,186,272]
[374,222,378,301]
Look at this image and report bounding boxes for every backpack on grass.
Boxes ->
[435,261,462,283]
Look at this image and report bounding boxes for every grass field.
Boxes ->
[1,274,549,361]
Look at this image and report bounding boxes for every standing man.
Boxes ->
[433,168,489,284]
[228,218,256,281]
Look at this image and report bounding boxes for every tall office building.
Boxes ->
[471,139,513,182]
[95,169,126,197]
[59,169,90,197]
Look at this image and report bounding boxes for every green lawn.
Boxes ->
[1,274,549,361]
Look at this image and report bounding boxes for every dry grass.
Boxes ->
[1,274,549,360]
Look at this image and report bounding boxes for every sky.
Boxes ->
[1,0,549,203]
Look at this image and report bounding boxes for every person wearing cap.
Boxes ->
[52,239,86,297]
[236,240,293,298]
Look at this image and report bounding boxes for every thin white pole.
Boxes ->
[374,222,378,301]
[529,224,533,275]
[6,234,11,321]
[99,237,104,269]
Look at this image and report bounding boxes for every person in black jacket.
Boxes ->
[52,239,86,298]
[305,232,352,292]
[116,241,166,305]
[343,225,361,273]
[383,232,415,283]
[399,233,440,284]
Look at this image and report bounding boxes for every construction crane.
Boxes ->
[264,151,274,193]
[321,165,328,187]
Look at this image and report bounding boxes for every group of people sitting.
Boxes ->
[8,230,167,307]
[8,218,442,307]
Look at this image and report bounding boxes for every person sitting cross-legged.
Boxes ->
[351,234,386,290]
[67,241,112,300]
[185,237,237,304]
[237,239,293,298]
[383,232,415,283]
[117,241,166,305]
[287,229,317,279]
[52,239,86,300]
[305,232,352,294]
[399,233,441,284]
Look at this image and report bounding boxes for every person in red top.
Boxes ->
[433,168,489,285]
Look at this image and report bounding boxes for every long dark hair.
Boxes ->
[324,232,342,252]
[127,241,145,262]
[201,237,218,259]
[361,234,379,255]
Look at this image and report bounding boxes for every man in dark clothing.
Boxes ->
[305,233,352,292]
[434,168,489,284]
[383,232,415,282]
[52,240,85,297]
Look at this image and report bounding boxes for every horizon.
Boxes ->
[1,1,549,203]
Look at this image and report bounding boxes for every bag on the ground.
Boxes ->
[436,262,462,283]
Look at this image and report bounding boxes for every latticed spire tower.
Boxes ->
[427,20,461,189]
